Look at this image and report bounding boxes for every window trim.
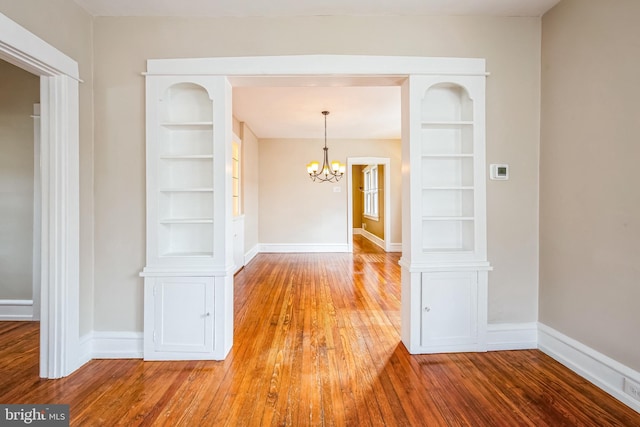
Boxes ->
[363,165,379,221]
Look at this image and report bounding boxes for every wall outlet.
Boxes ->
[362,223,366,230]
[624,378,640,401]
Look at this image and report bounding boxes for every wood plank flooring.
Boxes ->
[1,235,639,425]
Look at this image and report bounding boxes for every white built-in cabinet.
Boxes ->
[401,73,491,354]
[141,75,234,361]
[139,55,490,360]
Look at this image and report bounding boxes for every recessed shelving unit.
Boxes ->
[155,82,215,260]
[143,73,235,362]
[404,72,490,355]
[420,83,476,254]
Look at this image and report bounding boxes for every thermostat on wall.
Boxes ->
[490,164,509,180]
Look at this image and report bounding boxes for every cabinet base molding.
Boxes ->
[486,322,538,351]
[538,323,640,413]
[79,331,144,360]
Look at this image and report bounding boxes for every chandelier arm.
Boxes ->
[307,110,344,183]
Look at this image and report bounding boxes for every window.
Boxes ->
[232,140,241,217]
[363,165,379,220]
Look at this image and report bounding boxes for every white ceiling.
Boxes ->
[74,0,561,140]
[232,84,402,140]
[74,0,560,18]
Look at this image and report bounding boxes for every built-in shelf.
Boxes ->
[160,218,214,224]
[160,155,214,160]
[422,216,474,221]
[422,186,474,191]
[159,188,214,193]
[160,252,213,258]
[161,122,213,129]
[421,154,474,158]
[421,121,473,127]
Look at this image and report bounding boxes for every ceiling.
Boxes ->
[74,0,561,139]
[74,0,560,18]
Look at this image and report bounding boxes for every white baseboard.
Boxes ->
[88,331,144,359]
[357,229,402,253]
[259,243,349,253]
[486,322,538,351]
[538,323,640,413]
[388,243,402,252]
[0,299,33,321]
[360,229,385,250]
[244,244,259,265]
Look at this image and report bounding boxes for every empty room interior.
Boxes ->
[0,0,639,425]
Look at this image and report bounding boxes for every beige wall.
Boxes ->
[0,1,94,333]
[240,123,259,254]
[540,0,640,371]
[91,15,541,331]
[0,60,39,300]
[259,139,400,246]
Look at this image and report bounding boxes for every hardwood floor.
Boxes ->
[1,235,638,426]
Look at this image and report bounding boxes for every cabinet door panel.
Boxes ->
[154,277,214,353]
[420,272,477,347]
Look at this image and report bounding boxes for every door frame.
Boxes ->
[0,13,81,378]
[346,157,391,252]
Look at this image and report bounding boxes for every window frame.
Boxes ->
[363,165,379,221]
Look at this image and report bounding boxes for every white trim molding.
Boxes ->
[244,244,259,265]
[0,299,34,321]
[538,323,640,413]
[360,229,385,250]
[259,243,350,253]
[388,243,402,252]
[92,332,144,359]
[486,322,537,351]
[1,12,81,379]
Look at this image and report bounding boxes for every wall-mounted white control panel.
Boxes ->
[490,164,509,180]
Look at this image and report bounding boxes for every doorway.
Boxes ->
[0,60,39,321]
[0,13,81,378]
[346,157,392,252]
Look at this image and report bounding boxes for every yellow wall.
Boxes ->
[361,165,384,241]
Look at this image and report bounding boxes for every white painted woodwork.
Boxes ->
[142,55,491,359]
[400,71,491,354]
[142,73,234,360]
[1,12,82,378]
[145,277,214,358]
[233,216,245,273]
[420,272,478,348]
[32,104,41,321]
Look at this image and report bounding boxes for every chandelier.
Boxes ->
[306,111,345,183]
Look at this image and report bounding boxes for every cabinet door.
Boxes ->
[153,277,214,354]
[420,272,478,348]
